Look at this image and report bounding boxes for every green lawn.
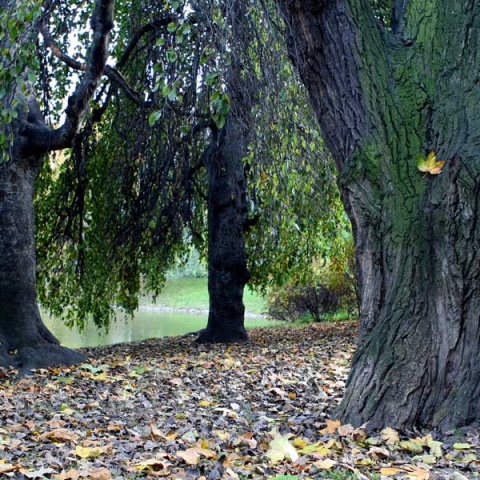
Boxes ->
[141,276,266,314]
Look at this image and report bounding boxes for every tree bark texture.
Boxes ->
[279,0,480,430]
[196,0,254,344]
[0,0,115,371]
[196,122,250,344]
[0,159,85,371]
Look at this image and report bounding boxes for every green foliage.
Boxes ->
[266,234,359,322]
[0,0,42,163]
[35,0,351,329]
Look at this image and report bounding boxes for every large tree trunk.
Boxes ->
[0,158,85,371]
[0,0,114,371]
[196,121,250,344]
[279,0,480,430]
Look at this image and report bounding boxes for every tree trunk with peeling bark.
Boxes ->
[0,0,115,372]
[278,0,480,430]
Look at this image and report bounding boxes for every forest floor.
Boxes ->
[0,322,479,480]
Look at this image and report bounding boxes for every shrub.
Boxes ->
[266,237,359,322]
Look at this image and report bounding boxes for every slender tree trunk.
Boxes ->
[196,0,254,343]
[278,0,480,430]
[196,123,250,343]
[0,157,85,371]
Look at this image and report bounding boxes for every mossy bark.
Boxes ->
[279,0,480,430]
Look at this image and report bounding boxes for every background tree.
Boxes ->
[278,0,480,431]
[37,0,344,342]
[0,0,114,370]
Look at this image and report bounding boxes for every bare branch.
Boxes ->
[44,0,115,151]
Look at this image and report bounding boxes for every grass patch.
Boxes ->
[141,277,266,314]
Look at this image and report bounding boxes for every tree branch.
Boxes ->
[24,0,116,153]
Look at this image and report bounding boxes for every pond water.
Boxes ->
[43,309,277,349]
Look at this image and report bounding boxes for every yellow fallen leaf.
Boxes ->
[266,434,299,464]
[400,438,424,453]
[134,458,170,472]
[213,430,230,440]
[314,458,337,470]
[380,467,404,476]
[320,418,341,434]
[74,445,103,459]
[413,454,437,465]
[198,400,211,407]
[452,442,474,450]
[417,150,445,175]
[381,427,400,445]
[298,441,331,456]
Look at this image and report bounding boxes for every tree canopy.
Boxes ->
[34,0,346,329]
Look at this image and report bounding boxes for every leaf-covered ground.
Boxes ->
[0,322,478,479]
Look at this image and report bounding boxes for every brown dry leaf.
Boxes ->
[0,461,21,474]
[337,423,355,437]
[39,428,79,444]
[380,467,404,476]
[84,467,112,480]
[55,469,81,480]
[403,465,430,480]
[177,447,216,465]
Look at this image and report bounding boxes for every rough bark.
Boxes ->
[196,0,254,344]
[0,0,115,371]
[278,0,480,430]
[0,158,85,372]
[196,123,250,344]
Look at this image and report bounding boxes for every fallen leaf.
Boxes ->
[380,467,404,476]
[320,418,341,434]
[452,443,474,450]
[84,467,112,480]
[74,445,103,459]
[177,447,216,465]
[313,458,337,470]
[381,427,400,445]
[266,434,299,464]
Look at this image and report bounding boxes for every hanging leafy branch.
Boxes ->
[35,0,351,328]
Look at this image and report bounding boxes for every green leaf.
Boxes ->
[166,49,177,62]
[148,111,161,126]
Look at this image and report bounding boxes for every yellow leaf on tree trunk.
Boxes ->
[417,150,445,175]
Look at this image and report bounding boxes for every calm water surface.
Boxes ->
[43,310,276,349]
